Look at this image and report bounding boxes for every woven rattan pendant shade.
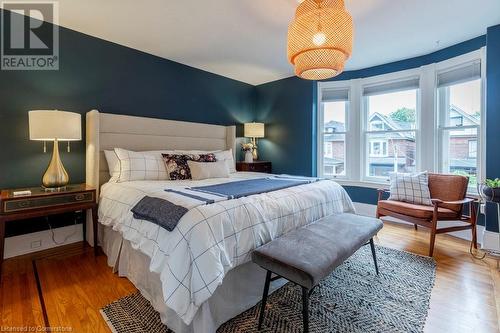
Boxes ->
[287,0,353,80]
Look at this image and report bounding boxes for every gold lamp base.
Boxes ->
[252,138,259,160]
[42,139,69,189]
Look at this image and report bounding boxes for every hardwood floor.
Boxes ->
[0,221,498,333]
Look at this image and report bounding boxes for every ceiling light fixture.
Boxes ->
[287,0,354,80]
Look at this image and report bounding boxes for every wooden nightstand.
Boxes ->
[0,184,98,277]
[236,161,272,173]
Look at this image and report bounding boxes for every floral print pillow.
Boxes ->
[162,153,217,180]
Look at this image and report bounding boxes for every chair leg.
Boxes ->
[414,224,418,231]
[302,287,309,333]
[258,270,272,330]
[369,238,379,275]
[429,227,436,257]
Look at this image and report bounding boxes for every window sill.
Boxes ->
[327,179,389,190]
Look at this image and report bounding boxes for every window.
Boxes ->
[369,140,388,157]
[469,140,477,158]
[316,49,484,194]
[363,78,419,180]
[318,87,349,178]
[437,61,482,191]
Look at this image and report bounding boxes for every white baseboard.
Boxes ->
[4,224,83,259]
[353,202,499,251]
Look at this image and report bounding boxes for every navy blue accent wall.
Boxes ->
[486,25,500,233]
[329,36,486,81]
[0,10,254,189]
[254,77,316,176]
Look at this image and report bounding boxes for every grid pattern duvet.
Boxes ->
[98,173,355,325]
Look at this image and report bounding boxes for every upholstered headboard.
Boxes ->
[86,110,236,191]
[85,110,236,245]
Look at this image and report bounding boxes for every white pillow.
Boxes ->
[187,160,230,180]
[213,149,236,173]
[104,150,120,181]
[388,171,432,206]
[114,148,169,182]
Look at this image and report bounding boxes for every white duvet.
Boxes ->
[98,172,355,325]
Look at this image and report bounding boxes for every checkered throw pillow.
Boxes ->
[114,148,169,182]
[388,172,432,206]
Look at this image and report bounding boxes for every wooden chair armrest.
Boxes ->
[431,198,476,206]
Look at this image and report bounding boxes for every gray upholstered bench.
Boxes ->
[251,213,383,332]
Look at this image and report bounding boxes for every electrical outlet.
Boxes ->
[31,240,42,249]
[480,203,486,215]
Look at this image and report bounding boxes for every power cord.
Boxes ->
[470,184,500,269]
[45,214,80,245]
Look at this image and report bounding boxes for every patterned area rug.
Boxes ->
[101,245,436,333]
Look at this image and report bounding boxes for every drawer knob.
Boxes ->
[75,194,85,201]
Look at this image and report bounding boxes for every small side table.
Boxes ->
[236,161,272,173]
[0,184,98,278]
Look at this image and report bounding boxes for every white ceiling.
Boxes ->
[7,0,500,85]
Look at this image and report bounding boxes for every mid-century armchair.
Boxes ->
[376,173,477,257]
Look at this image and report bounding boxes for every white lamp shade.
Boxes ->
[244,122,265,138]
[29,110,82,141]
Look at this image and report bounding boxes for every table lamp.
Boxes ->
[29,110,82,189]
[244,122,265,160]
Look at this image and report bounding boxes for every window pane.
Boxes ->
[366,132,416,178]
[440,79,481,127]
[442,128,478,189]
[323,101,347,133]
[323,133,345,177]
[366,89,417,131]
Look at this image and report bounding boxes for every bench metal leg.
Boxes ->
[258,270,272,330]
[302,287,309,333]
[369,238,379,275]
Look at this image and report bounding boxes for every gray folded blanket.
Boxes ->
[131,196,188,232]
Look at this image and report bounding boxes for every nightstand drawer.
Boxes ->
[236,161,272,173]
[3,192,94,213]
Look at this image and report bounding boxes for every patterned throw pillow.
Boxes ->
[162,153,217,180]
[114,148,169,182]
[388,172,432,206]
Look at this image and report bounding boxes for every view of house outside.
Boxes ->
[322,79,480,184]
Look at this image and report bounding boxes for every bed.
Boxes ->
[85,110,355,333]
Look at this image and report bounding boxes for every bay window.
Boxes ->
[317,49,484,194]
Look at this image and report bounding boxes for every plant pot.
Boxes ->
[244,151,253,163]
[482,186,500,203]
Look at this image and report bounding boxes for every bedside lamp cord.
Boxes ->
[46,215,79,245]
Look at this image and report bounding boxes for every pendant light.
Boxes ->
[287,0,354,80]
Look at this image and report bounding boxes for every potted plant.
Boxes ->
[241,142,254,163]
[481,178,500,203]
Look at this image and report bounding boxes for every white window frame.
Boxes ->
[315,49,486,195]
[361,69,421,183]
[435,49,486,193]
[317,82,351,179]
